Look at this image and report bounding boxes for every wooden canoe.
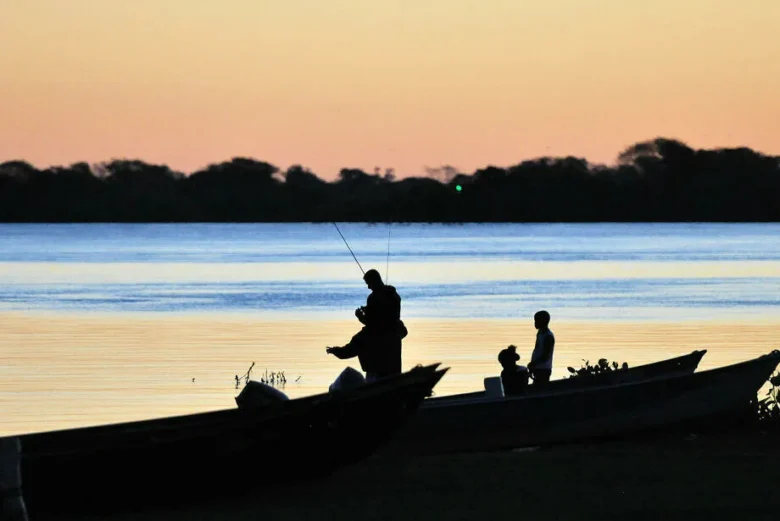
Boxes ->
[13,363,448,516]
[426,349,707,403]
[387,351,780,455]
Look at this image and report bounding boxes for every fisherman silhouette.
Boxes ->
[326,269,407,382]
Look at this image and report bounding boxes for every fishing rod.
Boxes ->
[332,222,365,275]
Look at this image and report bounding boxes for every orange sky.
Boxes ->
[1,0,778,179]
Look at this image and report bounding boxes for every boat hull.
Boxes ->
[425,349,707,403]
[13,364,448,515]
[389,351,779,455]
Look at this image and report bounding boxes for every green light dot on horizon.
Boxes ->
[456,185,462,192]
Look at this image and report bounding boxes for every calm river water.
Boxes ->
[2,222,779,435]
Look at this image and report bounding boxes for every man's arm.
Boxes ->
[360,293,381,327]
[355,306,368,325]
[326,343,359,359]
[528,341,539,370]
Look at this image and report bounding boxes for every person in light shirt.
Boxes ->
[528,310,555,385]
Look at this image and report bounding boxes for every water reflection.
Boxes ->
[1,312,778,436]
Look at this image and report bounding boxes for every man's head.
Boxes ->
[363,269,384,290]
[534,310,551,329]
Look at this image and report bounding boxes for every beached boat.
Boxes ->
[388,351,780,455]
[15,363,448,515]
[426,349,707,403]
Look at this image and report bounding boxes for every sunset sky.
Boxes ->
[1,0,778,179]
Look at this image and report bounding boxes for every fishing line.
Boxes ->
[332,222,365,275]
[385,222,391,284]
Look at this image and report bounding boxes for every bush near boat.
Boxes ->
[567,357,629,377]
[754,371,780,428]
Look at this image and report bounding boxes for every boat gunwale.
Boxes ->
[421,350,780,409]
[425,349,708,404]
[13,364,448,446]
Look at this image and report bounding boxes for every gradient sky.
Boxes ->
[1,0,778,179]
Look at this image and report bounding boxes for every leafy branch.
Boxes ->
[567,358,629,378]
[755,371,780,427]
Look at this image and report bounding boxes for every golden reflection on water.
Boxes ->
[1,312,779,436]
[2,259,780,285]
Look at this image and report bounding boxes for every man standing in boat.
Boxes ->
[528,310,555,385]
[326,268,408,381]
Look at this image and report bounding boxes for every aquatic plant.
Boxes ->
[234,362,302,389]
[260,369,287,387]
[234,362,256,389]
[567,358,629,378]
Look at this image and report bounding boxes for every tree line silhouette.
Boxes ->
[1,137,778,222]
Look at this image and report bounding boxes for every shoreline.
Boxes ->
[44,429,780,521]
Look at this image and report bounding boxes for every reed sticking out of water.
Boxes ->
[234,362,301,389]
[260,370,287,387]
[234,362,255,389]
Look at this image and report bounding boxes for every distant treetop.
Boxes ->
[1,137,778,222]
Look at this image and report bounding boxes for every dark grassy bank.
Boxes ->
[2,137,779,222]
[49,430,780,521]
[41,370,780,521]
